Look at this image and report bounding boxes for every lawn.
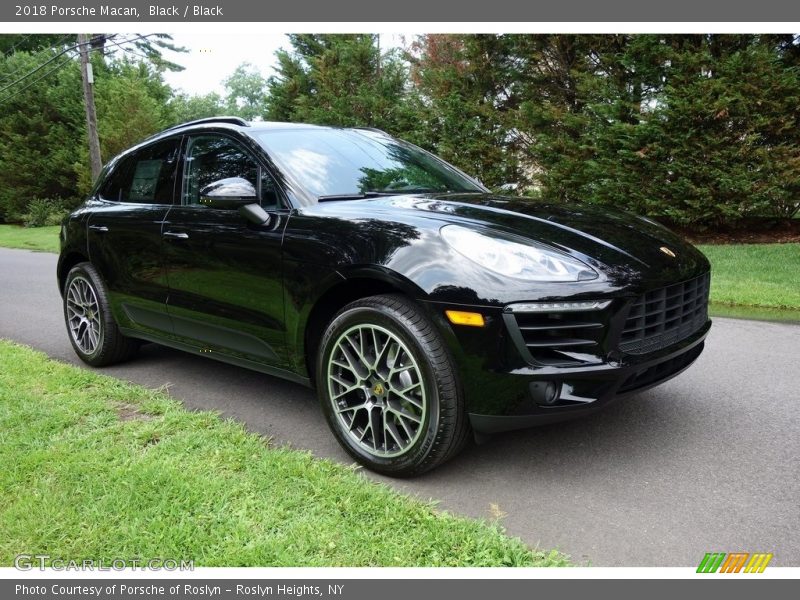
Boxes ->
[0,340,568,567]
[0,224,60,253]
[697,243,800,310]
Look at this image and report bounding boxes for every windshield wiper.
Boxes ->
[317,191,392,202]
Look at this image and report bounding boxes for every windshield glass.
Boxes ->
[255,128,484,200]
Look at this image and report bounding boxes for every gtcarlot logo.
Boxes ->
[14,554,193,571]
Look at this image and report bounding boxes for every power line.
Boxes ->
[0,33,161,107]
[0,35,72,85]
[0,35,104,96]
[0,56,76,106]
[103,34,160,63]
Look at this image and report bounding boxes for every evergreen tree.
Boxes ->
[407,34,520,189]
[265,34,412,133]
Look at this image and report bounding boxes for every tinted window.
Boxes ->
[183,135,279,209]
[99,138,180,204]
[255,129,484,199]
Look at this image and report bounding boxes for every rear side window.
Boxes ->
[99,138,181,204]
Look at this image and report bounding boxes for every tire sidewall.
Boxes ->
[317,303,443,475]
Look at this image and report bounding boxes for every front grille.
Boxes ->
[511,311,606,365]
[619,273,710,355]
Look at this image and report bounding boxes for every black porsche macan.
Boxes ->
[58,117,711,475]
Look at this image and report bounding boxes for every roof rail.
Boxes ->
[353,126,389,135]
[162,116,250,133]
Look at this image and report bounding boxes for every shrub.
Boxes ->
[22,198,67,228]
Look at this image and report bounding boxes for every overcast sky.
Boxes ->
[159,33,407,97]
[159,33,289,96]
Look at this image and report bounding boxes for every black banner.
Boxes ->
[3,0,800,22]
[4,579,797,600]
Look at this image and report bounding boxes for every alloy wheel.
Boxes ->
[326,323,427,458]
[66,276,102,355]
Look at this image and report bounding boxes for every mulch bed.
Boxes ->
[671,219,800,244]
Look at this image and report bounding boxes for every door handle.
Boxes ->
[163,231,189,240]
[89,225,108,233]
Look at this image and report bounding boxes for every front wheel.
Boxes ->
[316,295,470,476]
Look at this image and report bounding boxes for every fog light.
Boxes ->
[445,310,485,327]
[529,381,560,406]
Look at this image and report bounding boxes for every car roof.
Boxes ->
[157,117,385,137]
[134,118,390,153]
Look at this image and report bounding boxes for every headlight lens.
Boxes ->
[441,225,598,282]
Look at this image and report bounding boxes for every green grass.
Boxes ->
[0,224,60,253]
[0,340,569,567]
[697,243,800,310]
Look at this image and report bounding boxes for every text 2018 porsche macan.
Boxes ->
[58,118,711,475]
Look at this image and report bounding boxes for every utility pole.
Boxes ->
[376,33,381,80]
[78,33,102,181]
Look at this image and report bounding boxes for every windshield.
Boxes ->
[255,128,485,200]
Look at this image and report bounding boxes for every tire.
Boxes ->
[63,262,139,367]
[316,294,470,476]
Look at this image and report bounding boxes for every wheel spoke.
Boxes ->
[383,413,404,450]
[389,388,423,410]
[397,381,421,395]
[330,373,356,390]
[368,407,382,451]
[338,343,368,380]
[331,383,361,401]
[395,411,415,440]
[374,337,394,376]
[389,405,422,424]
[343,334,369,371]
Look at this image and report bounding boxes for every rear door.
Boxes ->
[87,137,181,337]
[161,132,289,367]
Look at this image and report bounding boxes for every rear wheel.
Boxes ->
[63,262,138,366]
[317,294,470,476]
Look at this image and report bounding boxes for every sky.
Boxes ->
[158,33,408,98]
[159,33,290,96]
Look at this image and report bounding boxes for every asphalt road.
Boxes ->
[1,247,798,567]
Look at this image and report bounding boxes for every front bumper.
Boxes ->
[420,280,711,434]
[467,322,709,433]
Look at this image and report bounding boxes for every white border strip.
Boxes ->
[1,567,799,579]
[1,22,800,34]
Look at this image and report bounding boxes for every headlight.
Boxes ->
[440,225,598,282]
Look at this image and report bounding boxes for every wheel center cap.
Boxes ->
[372,383,385,396]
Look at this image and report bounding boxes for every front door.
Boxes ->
[161,133,289,367]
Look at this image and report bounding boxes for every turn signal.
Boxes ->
[445,310,485,327]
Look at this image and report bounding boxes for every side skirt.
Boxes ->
[119,327,312,388]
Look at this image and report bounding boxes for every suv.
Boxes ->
[59,117,711,476]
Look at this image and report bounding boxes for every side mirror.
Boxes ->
[199,177,257,208]
[239,202,271,226]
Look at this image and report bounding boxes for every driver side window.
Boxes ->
[183,135,280,209]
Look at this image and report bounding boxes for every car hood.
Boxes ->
[371,193,709,281]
